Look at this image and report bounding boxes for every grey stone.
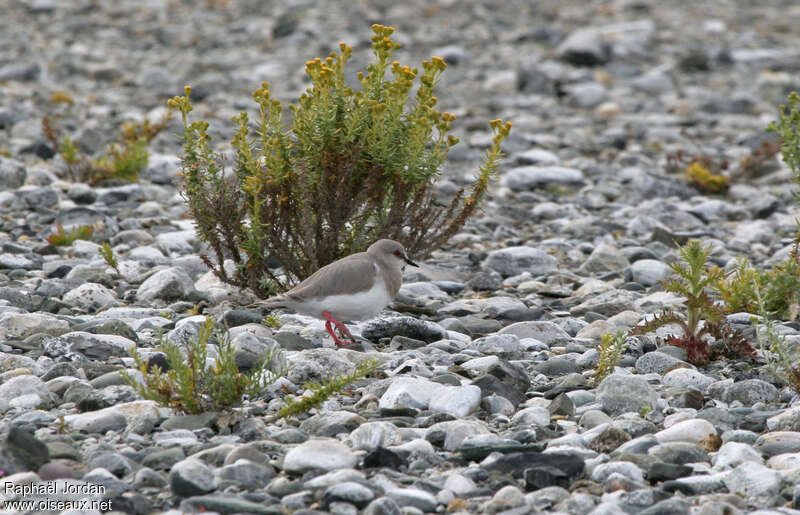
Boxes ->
[627,259,672,286]
[282,439,357,473]
[754,431,800,458]
[299,411,366,437]
[557,27,610,65]
[429,385,482,417]
[0,375,55,412]
[484,246,558,278]
[361,316,446,343]
[499,321,571,345]
[473,333,522,359]
[62,283,119,311]
[0,157,26,189]
[566,82,608,108]
[137,267,196,302]
[634,352,685,375]
[596,374,658,415]
[722,379,779,406]
[0,312,69,340]
[590,461,644,483]
[350,422,402,451]
[503,166,585,190]
[179,495,279,514]
[219,459,275,489]
[363,497,402,515]
[384,487,436,513]
[324,481,375,508]
[170,458,219,497]
[648,442,709,465]
[723,462,782,498]
[570,290,641,317]
[43,331,135,360]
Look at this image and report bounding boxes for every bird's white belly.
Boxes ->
[296,280,392,322]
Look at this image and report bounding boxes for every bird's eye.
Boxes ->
[394,250,401,257]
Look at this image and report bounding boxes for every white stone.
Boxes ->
[379,377,444,411]
[0,312,69,340]
[503,166,585,190]
[655,419,717,444]
[349,422,402,451]
[713,441,764,470]
[662,368,715,392]
[429,385,481,417]
[63,282,119,310]
[723,462,782,498]
[282,439,357,473]
[511,406,550,428]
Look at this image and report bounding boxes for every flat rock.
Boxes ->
[282,439,357,473]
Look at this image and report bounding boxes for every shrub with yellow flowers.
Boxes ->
[170,24,511,296]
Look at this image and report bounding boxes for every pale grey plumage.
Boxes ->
[260,239,416,322]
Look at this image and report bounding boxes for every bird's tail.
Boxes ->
[250,296,288,310]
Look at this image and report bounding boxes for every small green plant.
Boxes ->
[631,240,755,365]
[99,241,120,274]
[170,24,511,296]
[275,358,380,419]
[685,161,728,193]
[91,138,149,183]
[50,91,74,105]
[735,139,781,179]
[263,314,281,328]
[714,257,800,320]
[768,91,800,261]
[713,257,761,314]
[763,259,800,320]
[47,222,94,246]
[767,91,800,176]
[59,134,79,165]
[121,317,286,414]
[593,330,628,385]
[752,287,800,395]
[42,111,170,185]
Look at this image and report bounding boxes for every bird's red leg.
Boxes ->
[323,311,356,346]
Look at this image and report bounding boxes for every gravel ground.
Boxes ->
[2,0,800,514]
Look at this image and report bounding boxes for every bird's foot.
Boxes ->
[323,311,357,347]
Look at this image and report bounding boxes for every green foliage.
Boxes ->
[276,358,380,419]
[767,91,800,175]
[46,222,94,246]
[99,241,120,274]
[92,137,149,184]
[714,257,761,314]
[685,161,728,193]
[714,257,800,319]
[263,314,281,328]
[664,240,724,336]
[170,24,511,295]
[594,330,628,385]
[49,91,74,105]
[59,135,79,165]
[764,259,800,319]
[631,240,755,366]
[121,317,286,414]
[767,91,800,263]
[42,110,170,185]
[752,288,800,395]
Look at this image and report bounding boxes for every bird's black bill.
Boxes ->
[404,257,419,267]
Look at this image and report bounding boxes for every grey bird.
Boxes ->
[259,239,418,346]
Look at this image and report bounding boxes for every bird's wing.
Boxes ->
[282,253,378,302]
